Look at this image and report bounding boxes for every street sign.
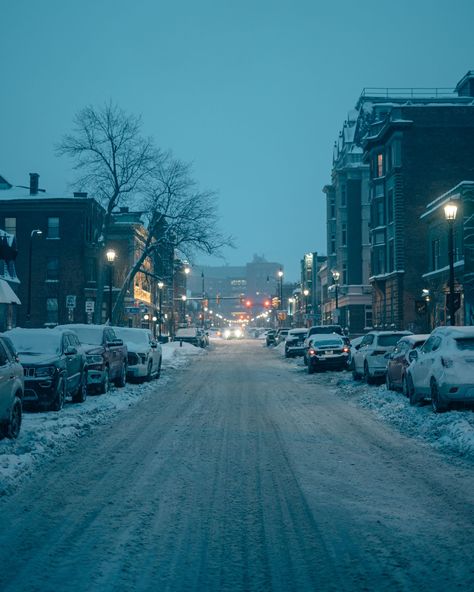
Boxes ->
[85,300,95,313]
[66,295,76,309]
[125,307,140,314]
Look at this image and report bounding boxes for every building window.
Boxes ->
[4,217,16,236]
[388,240,394,272]
[365,306,373,329]
[47,217,59,239]
[86,258,97,282]
[342,263,347,284]
[331,234,336,254]
[330,200,336,218]
[431,239,440,270]
[386,146,392,173]
[377,153,384,177]
[387,190,394,224]
[341,186,346,206]
[46,257,59,280]
[374,200,385,227]
[46,298,58,324]
[342,224,347,246]
[373,247,385,275]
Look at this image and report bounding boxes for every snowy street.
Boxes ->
[1,338,474,591]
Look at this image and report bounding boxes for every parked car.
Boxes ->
[113,327,162,382]
[57,324,127,393]
[347,335,365,369]
[175,327,203,347]
[306,334,350,373]
[275,328,291,345]
[352,330,412,384]
[5,328,88,410]
[404,326,474,412]
[284,328,308,358]
[303,325,344,364]
[266,330,276,347]
[0,334,24,439]
[385,334,429,391]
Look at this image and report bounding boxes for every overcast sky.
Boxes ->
[2,0,473,281]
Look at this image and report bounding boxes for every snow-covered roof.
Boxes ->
[422,181,474,217]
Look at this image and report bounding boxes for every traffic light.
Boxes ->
[239,294,244,304]
[264,299,271,308]
[202,298,209,308]
[245,299,252,308]
[216,294,221,305]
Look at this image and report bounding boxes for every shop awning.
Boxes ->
[0,280,21,304]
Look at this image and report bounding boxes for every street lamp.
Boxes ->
[277,269,284,308]
[27,229,43,322]
[201,271,205,328]
[444,202,458,326]
[303,288,310,318]
[106,249,116,324]
[157,281,164,340]
[332,270,340,322]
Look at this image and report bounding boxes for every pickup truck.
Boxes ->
[57,324,128,393]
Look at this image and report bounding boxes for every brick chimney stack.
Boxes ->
[29,173,39,195]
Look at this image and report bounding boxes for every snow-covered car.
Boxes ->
[57,324,127,393]
[275,328,290,345]
[175,327,203,347]
[306,334,350,374]
[303,325,344,365]
[404,326,474,412]
[6,328,88,410]
[284,328,308,358]
[352,330,412,384]
[112,327,162,382]
[0,334,24,439]
[385,334,429,391]
[265,330,276,346]
[347,335,364,369]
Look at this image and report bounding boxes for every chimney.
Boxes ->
[73,191,88,198]
[29,173,39,195]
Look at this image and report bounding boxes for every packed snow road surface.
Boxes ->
[1,339,474,592]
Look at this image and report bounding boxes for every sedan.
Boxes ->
[113,327,162,382]
[284,328,308,358]
[5,328,88,411]
[306,335,350,374]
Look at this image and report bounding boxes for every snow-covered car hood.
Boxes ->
[124,341,149,356]
[82,344,105,355]
[18,353,61,366]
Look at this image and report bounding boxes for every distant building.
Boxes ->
[300,252,326,326]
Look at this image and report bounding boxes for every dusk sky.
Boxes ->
[2,0,473,281]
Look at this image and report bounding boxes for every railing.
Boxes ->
[360,87,457,100]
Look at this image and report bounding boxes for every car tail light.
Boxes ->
[370,350,385,356]
[309,349,316,356]
[343,346,349,353]
[441,357,454,368]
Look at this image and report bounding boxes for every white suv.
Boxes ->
[352,330,412,384]
[405,326,474,412]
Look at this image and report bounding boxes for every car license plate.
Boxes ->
[326,350,333,355]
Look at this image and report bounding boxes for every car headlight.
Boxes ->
[86,354,103,365]
[35,366,56,378]
[224,330,231,339]
[234,329,242,338]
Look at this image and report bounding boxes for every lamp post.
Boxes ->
[201,271,205,328]
[444,202,458,326]
[157,281,164,340]
[277,269,284,307]
[27,229,43,322]
[303,288,310,318]
[332,270,340,323]
[181,294,187,324]
[106,249,116,324]
[422,288,431,332]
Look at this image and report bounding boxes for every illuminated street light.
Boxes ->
[444,201,458,325]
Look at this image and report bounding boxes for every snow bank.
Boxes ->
[0,341,205,496]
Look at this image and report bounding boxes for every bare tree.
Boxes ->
[112,155,233,321]
[56,102,157,322]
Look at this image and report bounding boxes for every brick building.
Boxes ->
[363,76,474,331]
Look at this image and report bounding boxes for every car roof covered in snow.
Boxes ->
[431,326,474,338]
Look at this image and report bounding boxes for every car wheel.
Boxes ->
[431,379,448,413]
[72,369,88,403]
[364,363,375,385]
[145,361,153,382]
[307,361,315,374]
[114,363,127,388]
[385,371,393,391]
[3,396,22,439]
[284,349,290,358]
[50,378,66,412]
[405,375,419,406]
[352,368,361,381]
[99,368,110,394]
[155,358,162,379]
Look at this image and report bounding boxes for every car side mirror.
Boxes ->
[409,350,418,362]
[65,346,77,356]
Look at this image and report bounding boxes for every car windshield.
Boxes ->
[455,338,474,351]
[378,334,405,347]
[313,339,342,348]
[114,328,149,346]
[310,327,342,335]
[70,327,103,345]
[9,332,61,355]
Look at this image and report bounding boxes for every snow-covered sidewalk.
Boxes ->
[0,341,206,496]
[278,347,474,463]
